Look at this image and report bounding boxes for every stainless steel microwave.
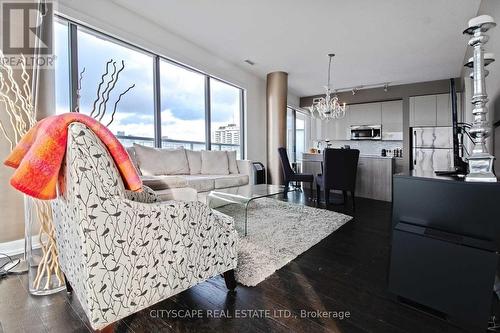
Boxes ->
[350,125,382,140]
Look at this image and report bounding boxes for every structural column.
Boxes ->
[266,71,288,185]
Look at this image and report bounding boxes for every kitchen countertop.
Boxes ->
[302,152,400,160]
[395,170,499,183]
[360,154,399,159]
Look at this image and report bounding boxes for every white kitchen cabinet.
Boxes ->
[410,93,462,127]
[341,101,401,140]
[320,109,351,141]
[349,102,382,126]
[347,104,363,125]
[412,95,437,126]
[322,119,336,141]
[436,92,462,126]
[381,100,403,140]
[332,111,350,140]
[320,120,331,141]
[436,93,451,126]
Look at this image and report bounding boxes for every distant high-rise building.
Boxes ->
[213,124,239,145]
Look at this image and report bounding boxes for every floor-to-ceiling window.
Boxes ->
[286,107,295,162]
[76,27,155,147]
[54,16,245,156]
[160,60,206,150]
[210,78,242,158]
[54,19,70,115]
[286,106,308,171]
[295,112,306,162]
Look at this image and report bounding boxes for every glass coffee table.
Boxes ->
[207,184,293,236]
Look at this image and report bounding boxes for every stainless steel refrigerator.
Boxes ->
[412,127,454,173]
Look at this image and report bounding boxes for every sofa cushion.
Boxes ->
[214,174,249,189]
[227,150,239,174]
[125,146,142,175]
[201,150,229,175]
[134,144,189,175]
[186,150,202,175]
[141,175,188,191]
[184,175,215,192]
[154,187,197,202]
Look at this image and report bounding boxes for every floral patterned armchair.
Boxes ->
[52,123,238,330]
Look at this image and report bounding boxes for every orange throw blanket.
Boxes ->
[4,113,142,200]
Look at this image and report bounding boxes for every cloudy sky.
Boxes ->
[54,22,241,145]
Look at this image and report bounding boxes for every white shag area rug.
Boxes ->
[217,198,352,287]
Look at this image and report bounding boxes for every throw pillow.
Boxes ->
[201,150,229,175]
[227,150,239,174]
[133,144,167,176]
[185,150,202,174]
[133,144,189,175]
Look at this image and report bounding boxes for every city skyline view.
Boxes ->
[115,122,240,141]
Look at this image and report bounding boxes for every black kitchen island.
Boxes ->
[389,172,500,332]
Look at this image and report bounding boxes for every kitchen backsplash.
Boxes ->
[326,140,403,155]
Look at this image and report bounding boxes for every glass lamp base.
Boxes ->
[8,258,28,274]
[24,196,65,296]
[27,251,66,295]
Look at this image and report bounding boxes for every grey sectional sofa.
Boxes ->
[126,144,253,202]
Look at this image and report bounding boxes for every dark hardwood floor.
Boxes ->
[0,192,490,332]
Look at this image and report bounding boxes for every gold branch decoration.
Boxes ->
[0,50,63,290]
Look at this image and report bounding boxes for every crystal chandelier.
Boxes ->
[308,54,347,120]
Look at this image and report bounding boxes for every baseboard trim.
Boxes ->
[0,237,41,257]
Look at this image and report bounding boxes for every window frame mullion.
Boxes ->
[240,89,245,159]
[292,108,297,163]
[68,22,78,113]
[205,76,211,150]
[153,56,162,148]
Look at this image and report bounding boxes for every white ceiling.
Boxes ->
[112,0,481,97]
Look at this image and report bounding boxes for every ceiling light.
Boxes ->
[308,54,347,121]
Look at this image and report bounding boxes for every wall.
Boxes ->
[300,79,462,171]
[0,69,26,243]
[0,0,49,244]
[0,64,53,245]
[287,92,300,109]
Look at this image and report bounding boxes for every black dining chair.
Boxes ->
[278,147,314,198]
[316,148,360,210]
